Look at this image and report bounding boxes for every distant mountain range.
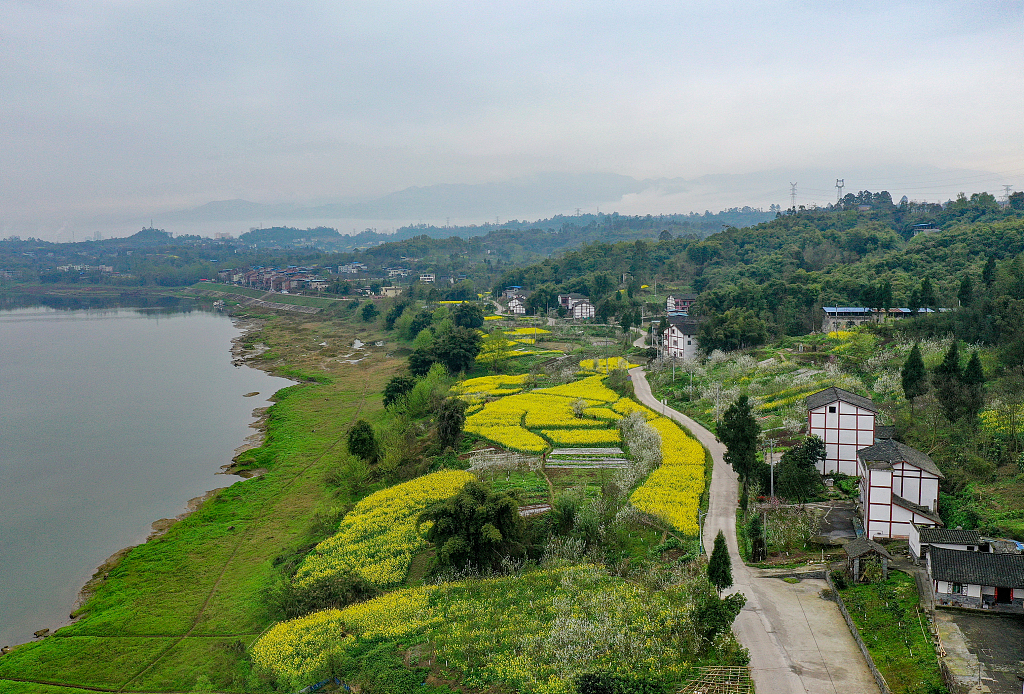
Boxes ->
[152,166,1006,229]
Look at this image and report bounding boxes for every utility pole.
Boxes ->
[790,182,798,209]
[836,179,845,204]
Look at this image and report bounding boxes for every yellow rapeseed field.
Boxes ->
[293,470,474,588]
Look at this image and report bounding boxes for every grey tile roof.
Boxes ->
[892,494,942,523]
[804,387,879,413]
[857,439,944,478]
[919,527,981,546]
[844,537,893,560]
[667,316,701,334]
[930,546,1024,587]
[875,425,897,440]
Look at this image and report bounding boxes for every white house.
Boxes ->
[909,526,984,561]
[664,317,699,361]
[666,293,696,316]
[805,387,879,475]
[929,546,1024,612]
[858,439,943,540]
[571,300,595,319]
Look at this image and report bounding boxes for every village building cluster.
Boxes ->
[805,386,1024,612]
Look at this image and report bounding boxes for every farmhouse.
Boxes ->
[929,546,1024,612]
[666,293,696,316]
[909,525,984,561]
[570,300,595,319]
[663,316,700,361]
[805,387,879,475]
[507,296,527,315]
[858,439,943,540]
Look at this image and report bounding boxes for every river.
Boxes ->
[0,305,291,647]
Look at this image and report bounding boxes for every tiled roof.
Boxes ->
[667,316,700,334]
[919,527,981,546]
[844,537,893,560]
[804,387,879,413]
[930,546,1024,587]
[892,494,942,523]
[858,439,944,478]
[875,425,897,440]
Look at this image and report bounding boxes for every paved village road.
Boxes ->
[628,366,880,694]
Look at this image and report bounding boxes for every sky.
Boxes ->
[3,0,1023,240]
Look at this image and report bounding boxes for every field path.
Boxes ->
[629,366,880,694]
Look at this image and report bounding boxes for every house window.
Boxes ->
[952,583,964,594]
[686,340,691,345]
[828,406,837,413]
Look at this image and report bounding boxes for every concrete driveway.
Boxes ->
[629,366,880,694]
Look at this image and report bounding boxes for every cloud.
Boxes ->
[2,0,1021,238]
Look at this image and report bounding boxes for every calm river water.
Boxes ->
[0,306,291,647]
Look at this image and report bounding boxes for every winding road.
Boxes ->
[629,365,880,694]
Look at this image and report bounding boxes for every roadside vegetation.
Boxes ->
[835,571,946,694]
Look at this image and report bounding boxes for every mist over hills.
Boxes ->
[152,165,1005,231]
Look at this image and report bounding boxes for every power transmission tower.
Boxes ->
[836,179,845,204]
[789,182,797,209]
[1003,185,1013,203]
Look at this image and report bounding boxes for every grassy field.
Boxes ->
[0,310,402,692]
[838,571,946,694]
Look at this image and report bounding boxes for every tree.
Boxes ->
[901,343,928,410]
[933,341,964,422]
[383,374,417,409]
[418,481,526,571]
[982,255,997,287]
[477,329,514,372]
[360,301,379,322]
[919,277,936,309]
[408,346,437,377]
[776,436,826,504]
[694,592,745,648]
[347,419,378,462]
[707,530,732,593]
[383,301,408,330]
[957,275,974,307]
[962,351,985,425]
[719,395,760,504]
[437,397,468,451]
[432,326,483,374]
[451,302,484,329]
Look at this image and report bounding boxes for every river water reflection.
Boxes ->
[0,305,291,647]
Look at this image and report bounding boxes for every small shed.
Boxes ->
[844,537,892,582]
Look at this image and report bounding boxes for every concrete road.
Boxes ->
[629,366,880,694]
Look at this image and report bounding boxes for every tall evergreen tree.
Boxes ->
[957,275,974,307]
[982,255,997,287]
[919,277,936,308]
[962,351,985,425]
[933,341,964,422]
[901,343,928,411]
[708,530,732,593]
[720,395,760,504]
[346,420,378,462]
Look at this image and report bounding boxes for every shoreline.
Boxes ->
[50,315,290,645]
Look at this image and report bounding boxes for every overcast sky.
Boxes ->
[3,0,1023,239]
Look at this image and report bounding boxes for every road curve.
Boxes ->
[629,366,880,694]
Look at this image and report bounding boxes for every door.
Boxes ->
[995,586,1011,604]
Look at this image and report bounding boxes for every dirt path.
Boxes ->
[629,366,880,694]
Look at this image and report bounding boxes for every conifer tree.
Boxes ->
[720,395,760,506]
[957,275,974,307]
[933,341,964,422]
[901,343,928,412]
[708,530,732,593]
[962,351,985,425]
[982,255,997,287]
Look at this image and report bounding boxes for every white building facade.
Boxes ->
[805,387,878,476]
[664,317,699,361]
[858,439,943,540]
